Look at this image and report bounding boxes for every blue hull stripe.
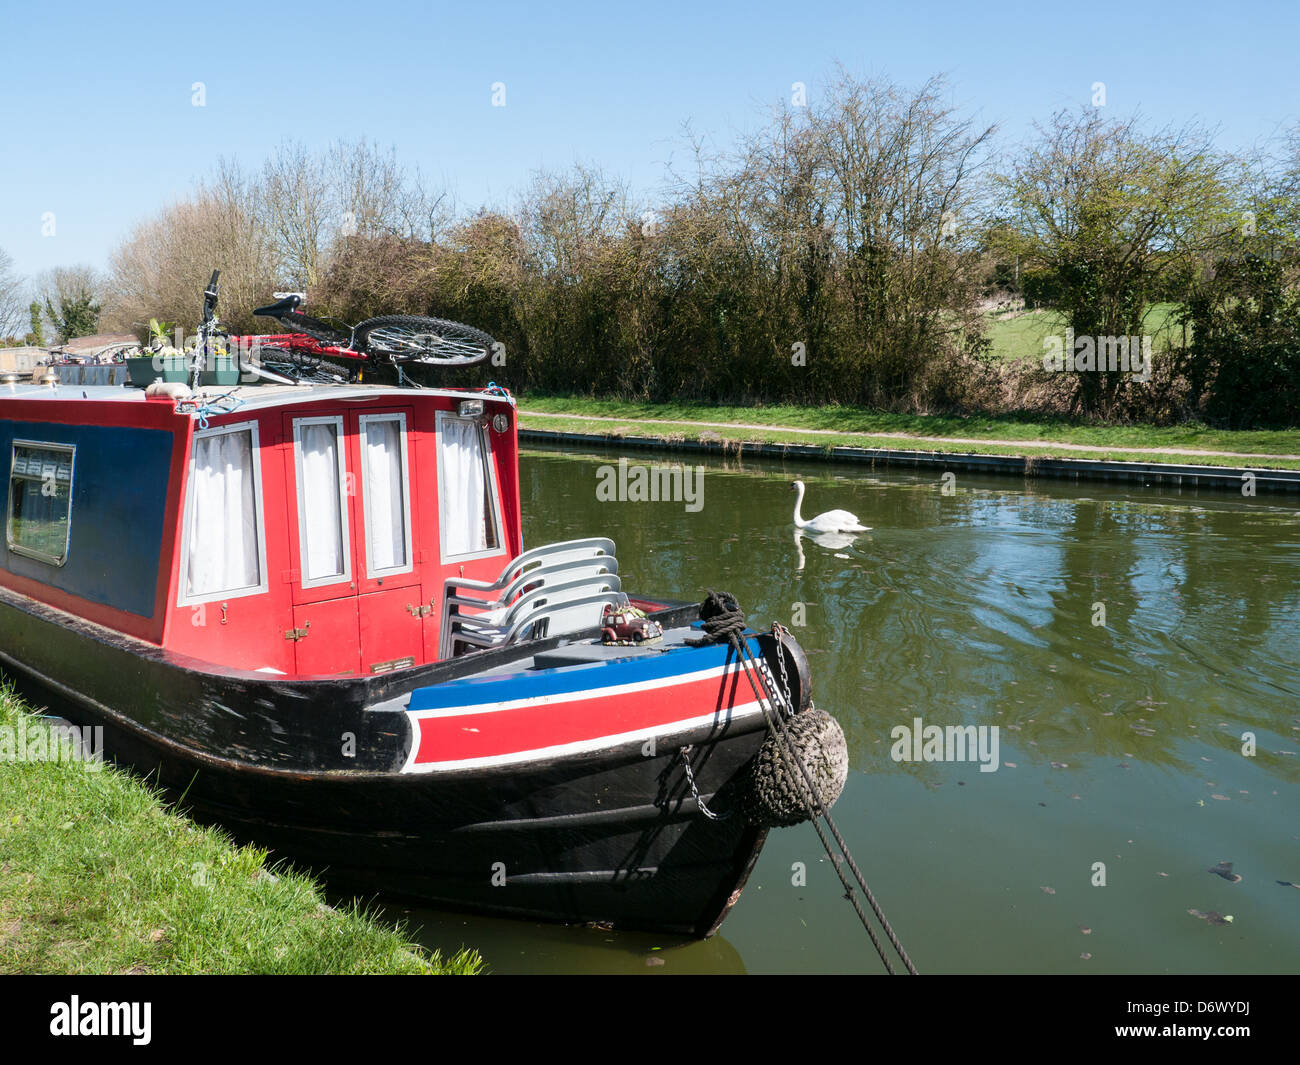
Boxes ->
[407,631,758,712]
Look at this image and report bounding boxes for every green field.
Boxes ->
[983,302,1187,362]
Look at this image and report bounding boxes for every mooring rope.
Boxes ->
[693,589,919,975]
[740,630,919,975]
[687,590,747,645]
[173,389,244,430]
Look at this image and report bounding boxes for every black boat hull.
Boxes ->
[0,588,770,936]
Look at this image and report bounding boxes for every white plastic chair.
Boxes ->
[446,537,615,598]
[440,537,618,658]
[447,577,624,655]
[444,555,621,631]
[451,592,629,654]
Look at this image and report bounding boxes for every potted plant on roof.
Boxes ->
[125,319,183,387]
[195,331,239,387]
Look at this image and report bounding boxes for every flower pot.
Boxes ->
[200,354,240,387]
[126,356,162,388]
[161,355,189,383]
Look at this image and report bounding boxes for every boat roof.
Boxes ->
[0,382,515,416]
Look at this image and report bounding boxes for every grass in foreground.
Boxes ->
[0,686,481,975]
[516,395,1300,469]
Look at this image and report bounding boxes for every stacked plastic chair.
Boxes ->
[440,538,624,657]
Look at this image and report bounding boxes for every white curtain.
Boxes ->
[299,422,345,581]
[186,429,259,597]
[365,418,407,570]
[440,417,489,556]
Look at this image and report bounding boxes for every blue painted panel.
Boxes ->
[0,420,174,618]
[407,632,756,712]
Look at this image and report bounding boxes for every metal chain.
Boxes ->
[677,745,734,821]
[772,621,794,710]
[681,595,918,973]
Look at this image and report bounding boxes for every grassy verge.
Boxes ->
[516,395,1300,470]
[0,685,481,975]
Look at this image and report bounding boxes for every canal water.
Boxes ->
[389,444,1300,974]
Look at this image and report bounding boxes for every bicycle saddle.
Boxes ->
[254,294,302,318]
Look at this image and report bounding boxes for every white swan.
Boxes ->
[791,480,869,533]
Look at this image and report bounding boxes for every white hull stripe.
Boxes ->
[401,699,767,773]
[406,661,746,721]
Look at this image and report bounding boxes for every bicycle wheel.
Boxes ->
[251,342,356,384]
[353,315,495,366]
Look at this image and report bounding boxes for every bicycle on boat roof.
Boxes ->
[191,270,496,387]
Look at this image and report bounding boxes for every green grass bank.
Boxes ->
[0,685,481,975]
[516,396,1300,471]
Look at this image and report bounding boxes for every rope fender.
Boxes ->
[684,588,919,974]
[744,708,848,828]
[689,589,848,826]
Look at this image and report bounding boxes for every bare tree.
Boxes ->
[103,163,278,337]
[326,139,441,245]
[0,247,25,340]
[260,141,331,289]
[808,71,998,403]
[519,164,631,278]
[653,71,997,407]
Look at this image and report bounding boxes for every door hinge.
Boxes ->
[284,621,311,641]
[406,603,431,617]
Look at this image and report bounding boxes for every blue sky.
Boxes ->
[1,0,1297,281]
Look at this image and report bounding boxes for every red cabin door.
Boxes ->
[347,408,426,674]
[282,413,361,675]
[282,405,435,675]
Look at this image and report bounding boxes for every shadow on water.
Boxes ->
[365,901,748,974]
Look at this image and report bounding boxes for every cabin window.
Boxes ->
[179,423,267,603]
[359,413,413,576]
[436,411,502,560]
[293,416,350,587]
[6,441,75,566]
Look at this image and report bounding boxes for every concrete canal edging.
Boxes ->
[519,427,1300,495]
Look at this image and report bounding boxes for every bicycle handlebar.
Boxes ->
[202,270,221,324]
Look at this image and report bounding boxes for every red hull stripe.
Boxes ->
[403,664,770,772]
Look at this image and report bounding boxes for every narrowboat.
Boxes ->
[0,366,832,937]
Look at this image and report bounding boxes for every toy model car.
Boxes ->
[601,605,664,645]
